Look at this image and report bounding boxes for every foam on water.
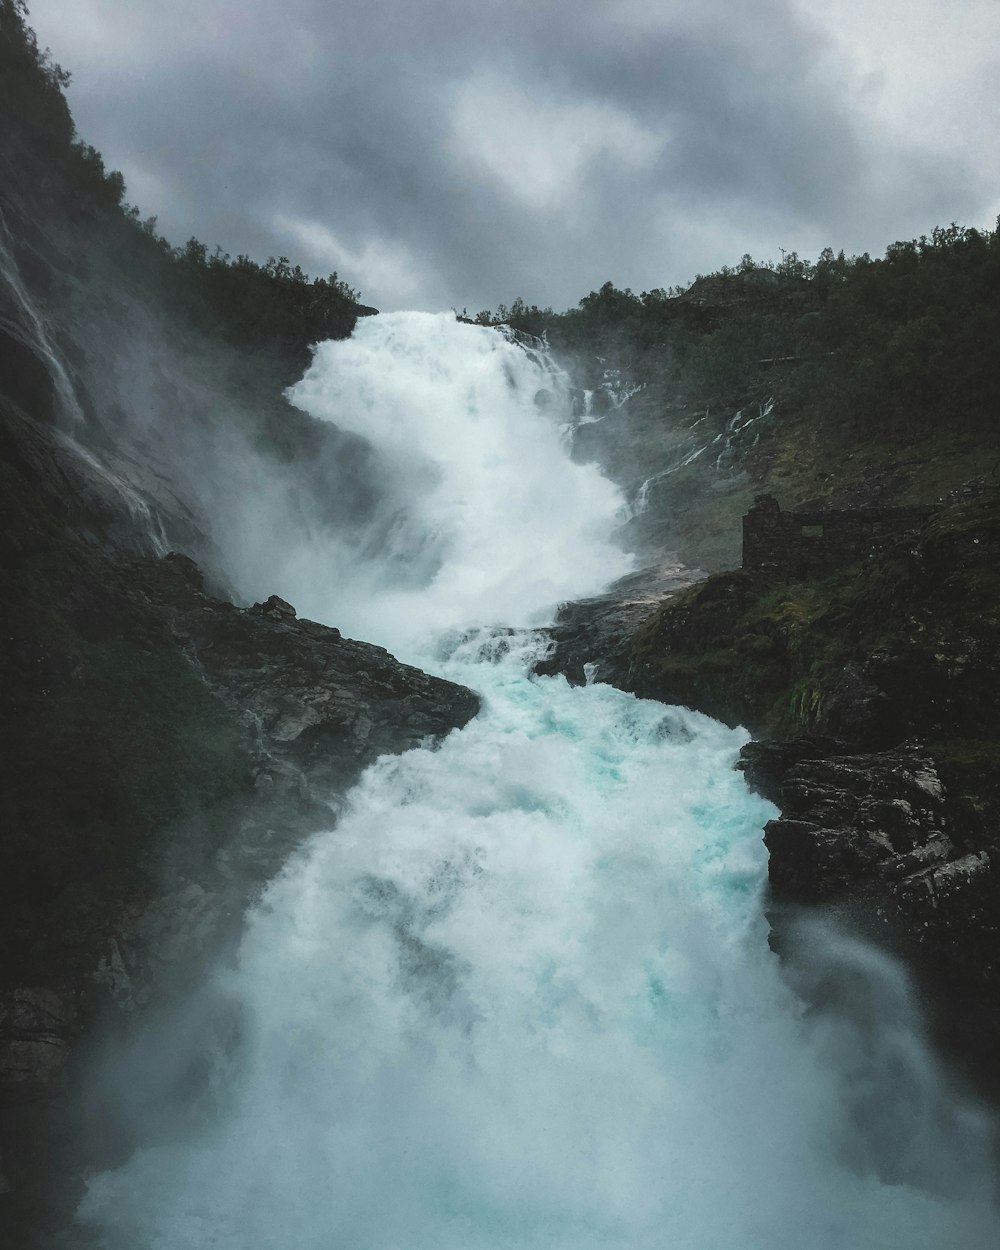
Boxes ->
[78,659,998,1249]
[77,313,998,1247]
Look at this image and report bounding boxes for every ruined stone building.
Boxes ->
[742,494,935,579]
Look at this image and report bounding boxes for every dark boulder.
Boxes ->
[739,737,1000,1096]
[534,561,702,686]
[249,592,298,622]
[741,744,954,903]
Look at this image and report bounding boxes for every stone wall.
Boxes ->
[742,493,935,579]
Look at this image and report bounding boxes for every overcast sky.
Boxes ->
[27,0,1000,313]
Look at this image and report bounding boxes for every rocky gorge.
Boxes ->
[4,1,1000,1242]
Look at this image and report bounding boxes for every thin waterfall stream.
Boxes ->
[77,314,999,1249]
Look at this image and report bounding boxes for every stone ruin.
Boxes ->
[742,493,935,580]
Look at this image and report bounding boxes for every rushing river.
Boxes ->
[79,314,998,1248]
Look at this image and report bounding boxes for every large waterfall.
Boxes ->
[78,314,998,1248]
[217,312,629,658]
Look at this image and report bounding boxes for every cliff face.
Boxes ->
[0,338,481,1242]
[0,341,480,1246]
[486,225,1000,580]
[740,740,1000,1099]
[0,14,481,1238]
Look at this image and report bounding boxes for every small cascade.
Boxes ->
[713,396,774,469]
[622,397,775,521]
[62,436,172,555]
[0,204,86,426]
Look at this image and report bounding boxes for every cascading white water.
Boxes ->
[0,205,86,426]
[78,314,998,1248]
[226,312,630,657]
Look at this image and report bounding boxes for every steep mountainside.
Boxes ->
[0,7,477,1240]
[490,228,1000,572]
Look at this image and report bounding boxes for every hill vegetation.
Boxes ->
[487,226,1000,437]
[481,220,999,569]
[1,0,370,378]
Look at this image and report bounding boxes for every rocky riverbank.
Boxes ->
[0,401,479,1240]
[533,559,704,686]
[539,483,1000,1099]
[740,739,1000,1098]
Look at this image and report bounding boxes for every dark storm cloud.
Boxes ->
[27,0,993,311]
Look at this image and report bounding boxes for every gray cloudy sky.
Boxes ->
[27,0,1000,313]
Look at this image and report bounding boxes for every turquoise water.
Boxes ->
[79,654,998,1248]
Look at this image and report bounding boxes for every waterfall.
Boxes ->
[77,314,998,1249]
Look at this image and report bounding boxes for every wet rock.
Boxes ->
[249,593,298,622]
[139,558,479,790]
[741,743,958,904]
[534,561,702,686]
[0,989,74,1092]
[161,551,205,590]
[739,737,1000,1096]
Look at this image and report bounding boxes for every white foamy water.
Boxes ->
[228,312,630,655]
[78,313,998,1247]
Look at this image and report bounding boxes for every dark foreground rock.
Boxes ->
[128,552,480,807]
[545,482,1000,1102]
[0,408,479,1242]
[739,738,1000,1096]
[741,741,957,903]
[534,560,703,686]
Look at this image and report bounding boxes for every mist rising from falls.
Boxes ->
[77,313,998,1248]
